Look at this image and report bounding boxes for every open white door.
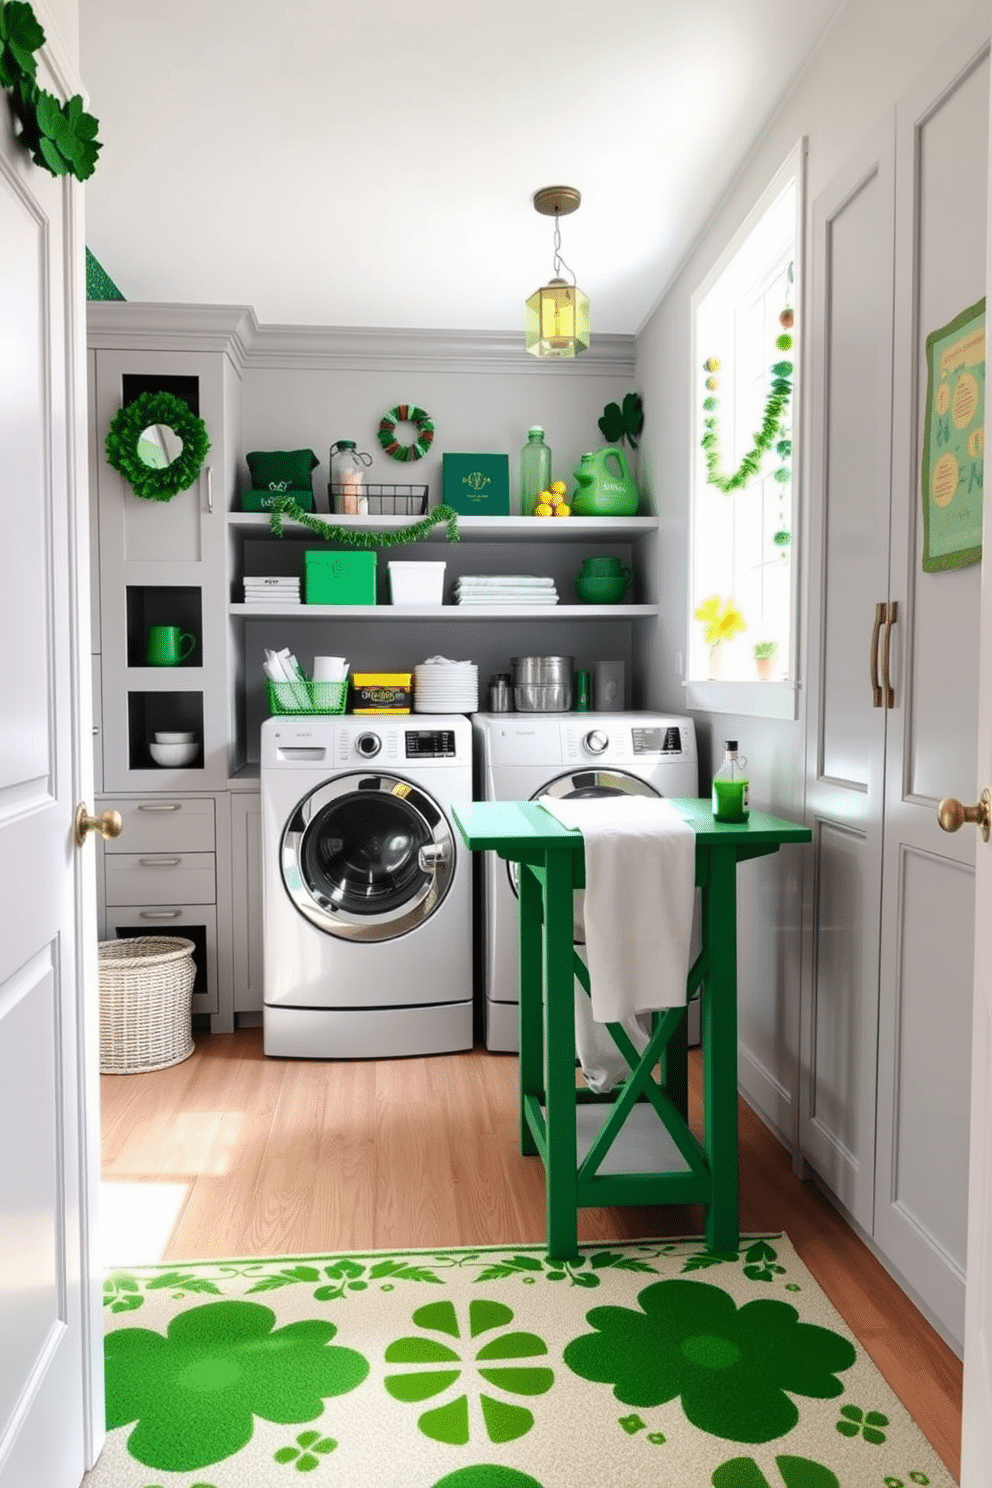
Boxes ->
[0,19,102,1488]
[958,9,992,1476]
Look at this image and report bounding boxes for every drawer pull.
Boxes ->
[138,909,183,920]
[137,802,183,812]
[139,857,181,867]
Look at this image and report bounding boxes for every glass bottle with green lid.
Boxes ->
[519,426,552,515]
[712,740,750,822]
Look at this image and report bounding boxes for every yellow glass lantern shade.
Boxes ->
[525,277,590,358]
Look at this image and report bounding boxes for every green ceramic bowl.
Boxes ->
[575,574,631,604]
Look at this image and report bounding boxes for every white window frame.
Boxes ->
[685,139,806,721]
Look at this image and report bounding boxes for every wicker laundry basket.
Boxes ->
[98,937,196,1074]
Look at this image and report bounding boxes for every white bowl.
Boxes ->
[149,741,199,767]
[154,731,196,744]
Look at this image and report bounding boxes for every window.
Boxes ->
[687,143,804,718]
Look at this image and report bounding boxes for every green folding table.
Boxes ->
[451,797,811,1262]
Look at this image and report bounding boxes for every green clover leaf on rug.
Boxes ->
[712,1455,839,1487]
[430,1468,546,1487]
[563,1278,856,1444]
[105,1298,369,1472]
[385,1298,553,1446]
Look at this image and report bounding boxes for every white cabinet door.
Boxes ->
[874,27,990,1348]
[800,117,897,1232]
[0,79,97,1488]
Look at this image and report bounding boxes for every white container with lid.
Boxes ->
[387,561,447,606]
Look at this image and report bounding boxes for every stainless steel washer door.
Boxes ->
[281,772,455,941]
[508,768,659,896]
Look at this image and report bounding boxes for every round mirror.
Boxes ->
[105,390,210,502]
[137,423,184,470]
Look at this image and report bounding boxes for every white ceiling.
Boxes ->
[80,0,846,336]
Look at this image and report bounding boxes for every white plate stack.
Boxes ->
[413,657,479,713]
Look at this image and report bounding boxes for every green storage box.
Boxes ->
[241,488,314,512]
[442,453,510,515]
[304,549,377,605]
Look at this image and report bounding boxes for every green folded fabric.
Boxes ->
[246,448,319,491]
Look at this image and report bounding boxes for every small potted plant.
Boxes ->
[754,640,777,680]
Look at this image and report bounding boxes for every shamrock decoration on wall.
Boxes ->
[598,391,644,450]
[0,0,102,180]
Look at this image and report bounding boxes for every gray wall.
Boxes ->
[635,0,985,1145]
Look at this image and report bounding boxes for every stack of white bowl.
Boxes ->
[413,657,479,713]
[149,731,199,767]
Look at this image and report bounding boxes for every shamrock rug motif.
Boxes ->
[84,1235,954,1488]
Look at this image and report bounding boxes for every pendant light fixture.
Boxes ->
[525,185,590,358]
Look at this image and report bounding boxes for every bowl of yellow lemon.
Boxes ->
[532,480,571,517]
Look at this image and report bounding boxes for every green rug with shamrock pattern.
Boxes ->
[85,1234,952,1488]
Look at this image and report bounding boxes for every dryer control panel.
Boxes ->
[406,730,456,758]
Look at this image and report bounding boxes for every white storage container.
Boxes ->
[387,561,446,606]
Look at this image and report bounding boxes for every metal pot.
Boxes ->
[511,656,574,712]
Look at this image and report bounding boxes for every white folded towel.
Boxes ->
[537,795,695,1024]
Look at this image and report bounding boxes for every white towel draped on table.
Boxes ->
[537,795,695,1028]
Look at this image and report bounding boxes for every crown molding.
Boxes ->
[85,303,636,378]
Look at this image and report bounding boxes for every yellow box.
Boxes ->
[351,672,413,714]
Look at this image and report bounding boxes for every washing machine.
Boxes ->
[473,711,699,1052]
[261,714,474,1059]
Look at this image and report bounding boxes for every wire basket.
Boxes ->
[267,678,348,715]
[329,483,428,516]
[98,936,196,1074]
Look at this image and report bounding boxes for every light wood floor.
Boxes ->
[100,1029,963,1480]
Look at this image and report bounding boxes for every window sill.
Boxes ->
[682,679,798,721]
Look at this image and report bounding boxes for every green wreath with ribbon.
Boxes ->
[377,404,435,462]
[105,391,211,502]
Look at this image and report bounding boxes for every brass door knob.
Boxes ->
[937,788,991,842]
[74,803,123,848]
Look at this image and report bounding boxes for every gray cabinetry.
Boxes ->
[802,20,988,1349]
[96,795,221,1018]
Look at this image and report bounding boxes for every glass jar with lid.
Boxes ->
[330,440,373,515]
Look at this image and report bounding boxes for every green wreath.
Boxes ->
[105,391,211,502]
[377,404,435,462]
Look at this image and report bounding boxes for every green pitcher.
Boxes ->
[570,446,640,516]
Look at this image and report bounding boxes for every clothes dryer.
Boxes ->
[261,714,473,1058]
[472,712,698,1052]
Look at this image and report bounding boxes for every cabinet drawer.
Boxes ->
[105,852,216,906]
[101,797,215,854]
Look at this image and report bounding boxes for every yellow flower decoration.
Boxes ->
[694,595,746,647]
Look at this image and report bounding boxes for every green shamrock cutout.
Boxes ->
[836,1404,889,1444]
[106,1299,368,1471]
[563,1277,855,1444]
[384,1298,553,1446]
[598,392,644,450]
[274,1429,337,1471]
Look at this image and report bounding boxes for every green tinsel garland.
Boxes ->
[267,497,460,548]
[0,1,102,180]
[701,356,793,495]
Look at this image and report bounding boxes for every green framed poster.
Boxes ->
[921,296,985,572]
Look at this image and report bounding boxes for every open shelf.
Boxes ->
[228,513,657,543]
[230,602,658,619]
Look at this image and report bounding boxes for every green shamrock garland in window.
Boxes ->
[0,1,102,180]
[701,295,793,497]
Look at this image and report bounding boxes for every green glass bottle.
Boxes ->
[712,740,750,822]
[519,426,552,515]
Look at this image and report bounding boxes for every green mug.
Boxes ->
[579,555,626,577]
[147,625,196,666]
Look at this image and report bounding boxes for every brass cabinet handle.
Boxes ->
[74,804,123,848]
[881,599,898,708]
[870,602,885,707]
[937,788,991,842]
